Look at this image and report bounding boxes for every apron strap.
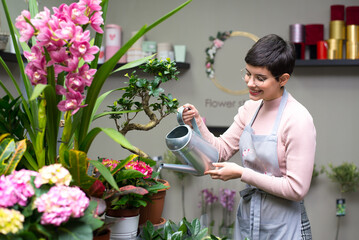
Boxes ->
[240,187,266,240]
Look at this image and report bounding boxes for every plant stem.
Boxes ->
[335,216,340,240]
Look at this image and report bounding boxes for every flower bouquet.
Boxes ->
[0,164,103,240]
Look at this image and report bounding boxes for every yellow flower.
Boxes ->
[0,208,24,234]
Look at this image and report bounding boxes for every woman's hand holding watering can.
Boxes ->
[180,104,201,128]
[205,162,243,181]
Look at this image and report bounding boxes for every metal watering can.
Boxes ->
[162,106,219,176]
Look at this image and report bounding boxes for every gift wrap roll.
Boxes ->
[346,25,359,42]
[327,39,343,59]
[329,20,345,40]
[346,41,359,59]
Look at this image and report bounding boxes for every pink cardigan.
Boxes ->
[198,93,316,201]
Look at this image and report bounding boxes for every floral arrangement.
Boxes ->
[205,31,232,78]
[0,164,103,239]
[218,188,236,238]
[89,155,167,211]
[198,188,218,234]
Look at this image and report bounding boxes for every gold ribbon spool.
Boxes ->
[346,41,359,59]
[210,31,259,96]
[327,39,343,59]
[346,25,359,42]
[329,20,345,40]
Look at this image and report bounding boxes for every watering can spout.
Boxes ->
[160,163,200,175]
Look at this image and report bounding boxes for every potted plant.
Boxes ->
[88,154,169,238]
[323,162,359,240]
[138,217,222,240]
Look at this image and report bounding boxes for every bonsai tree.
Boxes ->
[106,58,180,158]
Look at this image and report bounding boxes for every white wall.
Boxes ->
[1,0,359,239]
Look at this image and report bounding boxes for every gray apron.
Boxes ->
[235,89,301,240]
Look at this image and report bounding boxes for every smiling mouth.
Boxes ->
[249,89,262,96]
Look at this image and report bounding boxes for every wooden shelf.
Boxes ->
[0,51,26,62]
[295,59,359,67]
[99,61,190,71]
[208,126,228,137]
[0,52,191,70]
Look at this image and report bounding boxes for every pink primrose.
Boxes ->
[32,7,51,30]
[48,47,69,65]
[55,21,77,40]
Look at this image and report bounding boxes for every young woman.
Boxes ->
[181,34,316,240]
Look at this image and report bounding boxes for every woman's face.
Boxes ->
[243,64,284,101]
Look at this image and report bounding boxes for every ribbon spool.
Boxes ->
[290,24,305,59]
[327,39,343,59]
[329,20,346,40]
[346,25,359,42]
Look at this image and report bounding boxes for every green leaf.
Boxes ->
[66,150,96,190]
[30,84,47,101]
[79,127,136,154]
[58,221,93,240]
[0,138,14,163]
[88,160,119,191]
[111,54,156,74]
[2,139,27,175]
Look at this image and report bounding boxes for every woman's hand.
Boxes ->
[204,162,243,181]
[180,103,201,127]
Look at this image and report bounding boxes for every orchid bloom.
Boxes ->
[16,0,104,113]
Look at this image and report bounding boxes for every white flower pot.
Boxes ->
[105,214,139,240]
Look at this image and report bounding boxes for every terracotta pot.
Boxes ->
[139,179,170,225]
[93,228,110,240]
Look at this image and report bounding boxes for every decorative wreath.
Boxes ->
[205,31,259,95]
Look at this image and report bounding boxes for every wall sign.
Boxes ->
[205,31,259,95]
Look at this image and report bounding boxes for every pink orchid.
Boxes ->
[68,3,89,25]
[55,21,77,40]
[57,88,86,115]
[79,0,102,12]
[78,64,96,86]
[48,47,69,65]
[90,11,104,33]
[65,73,86,93]
[70,41,99,62]
[15,11,35,42]
[32,7,51,30]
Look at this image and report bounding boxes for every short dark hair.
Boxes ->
[244,34,296,80]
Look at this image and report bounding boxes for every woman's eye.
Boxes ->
[256,76,266,82]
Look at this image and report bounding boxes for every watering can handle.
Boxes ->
[177,106,202,137]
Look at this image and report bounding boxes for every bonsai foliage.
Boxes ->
[139,217,222,240]
[106,58,180,157]
[323,162,359,194]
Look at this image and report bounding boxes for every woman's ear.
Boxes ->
[279,73,290,87]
